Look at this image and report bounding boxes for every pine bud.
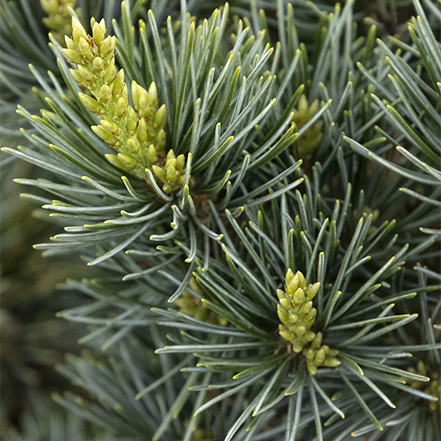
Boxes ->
[126,108,137,133]
[41,0,58,14]
[293,342,305,353]
[65,37,76,51]
[293,94,324,157]
[293,287,305,305]
[311,332,323,349]
[175,154,185,170]
[138,89,152,116]
[280,329,295,341]
[103,64,116,85]
[298,94,308,113]
[280,298,290,310]
[166,164,177,181]
[300,301,313,315]
[417,360,427,376]
[305,348,315,361]
[78,37,92,59]
[162,183,173,193]
[63,49,83,64]
[277,306,290,323]
[298,272,307,289]
[114,96,128,118]
[78,65,94,80]
[329,349,339,358]
[285,268,295,286]
[92,57,104,71]
[112,70,125,96]
[92,125,117,145]
[325,358,341,368]
[79,94,101,113]
[152,165,165,180]
[70,69,86,84]
[146,145,157,164]
[131,81,141,110]
[295,325,306,336]
[98,84,111,103]
[99,36,116,57]
[148,82,158,104]
[305,331,315,343]
[166,157,176,168]
[315,348,326,365]
[118,153,138,169]
[127,138,141,154]
[72,17,87,43]
[307,363,318,375]
[305,308,317,323]
[100,120,120,136]
[288,313,298,324]
[287,276,299,293]
[136,118,147,144]
[92,19,106,44]
[306,282,320,299]
[105,153,126,170]
[154,104,166,129]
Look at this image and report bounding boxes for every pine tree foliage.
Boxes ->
[1,0,440,439]
[3,394,112,441]
[347,0,441,234]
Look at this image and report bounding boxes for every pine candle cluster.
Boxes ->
[408,361,441,412]
[64,17,186,193]
[175,278,228,326]
[278,269,340,374]
[41,0,78,45]
[292,95,323,157]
